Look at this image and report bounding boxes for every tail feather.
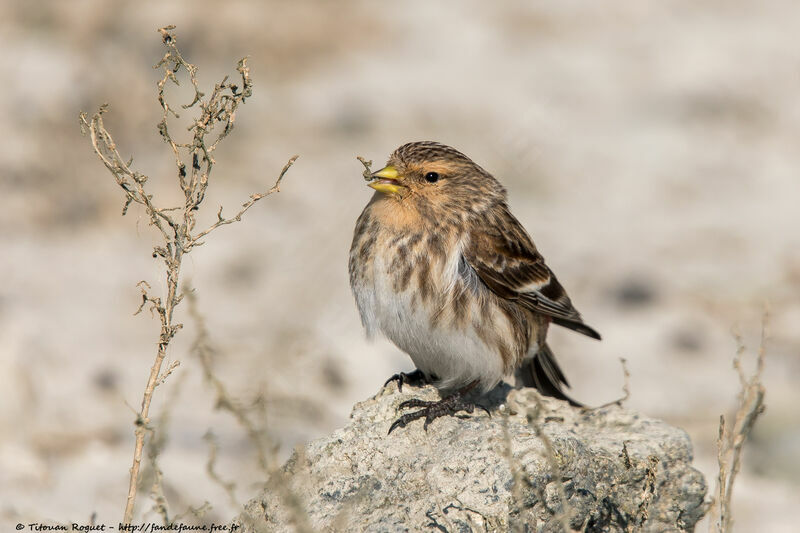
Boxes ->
[552,318,602,340]
[515,343,583,407]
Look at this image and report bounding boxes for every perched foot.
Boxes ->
[383,369,429,392]
[388,381,490,434]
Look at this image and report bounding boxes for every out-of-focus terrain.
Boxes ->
[1,1,798,530]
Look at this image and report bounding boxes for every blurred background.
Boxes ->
[2,0,799,530]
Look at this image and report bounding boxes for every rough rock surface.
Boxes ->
[238,384,707,532]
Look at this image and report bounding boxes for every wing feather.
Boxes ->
[464,205,601,340]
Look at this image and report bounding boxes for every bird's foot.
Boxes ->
[388,383,490,434]
[383,369,428,392]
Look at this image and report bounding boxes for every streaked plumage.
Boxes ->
[349,141,599,405]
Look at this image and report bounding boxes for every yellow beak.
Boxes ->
[367,165,406,196]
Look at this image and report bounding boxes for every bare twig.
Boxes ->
[185,287,312,530]
[500,408,533,532]
[204,431,239,508]
[145,351,190,525]
[79,25,294,524]
[187,155,297,249]
[710,312,768,533]
[356,156,373,180]
[185,287,276,475]
[156,360,181,387]
[269,446,315,533]
[173,502,212,524]
[148,451,170,524]
[595,357,631,409]
[527,397,575,533]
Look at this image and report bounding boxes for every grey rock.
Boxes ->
[238,384,707,532]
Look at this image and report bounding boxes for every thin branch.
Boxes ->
[204,431,239,508]
[356,155,373,180]
[500,408,533,532]
[185,286,275,474]
[79,24,294,524]
[527,396,574,533]
[184,286,312,530]
[156,361,181,387]
[595,358,631,409]
[710,310,768,533]
[187,154,298,249]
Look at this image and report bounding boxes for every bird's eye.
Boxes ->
[424,172,440,183]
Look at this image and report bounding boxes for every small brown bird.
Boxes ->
[349,141,600,433]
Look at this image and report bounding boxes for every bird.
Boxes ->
[348,141,600,433]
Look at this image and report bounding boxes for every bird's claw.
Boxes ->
[383,369,427,392]
[397,398,433,410]
[388,393,490,434]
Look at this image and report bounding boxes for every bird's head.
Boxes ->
[365,141,506,218]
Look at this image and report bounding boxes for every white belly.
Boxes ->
[353,249,506,392]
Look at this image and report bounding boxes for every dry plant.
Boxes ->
[185,287,277,479]
[595,357,631,409]
[203,430,238,509]
[143,360,190,523]
[356,155,374,179]
[708,315,768,533]
[499,409,534,532]
[185,287,317,532]
[79,25,297,524]
[526,398,576,533]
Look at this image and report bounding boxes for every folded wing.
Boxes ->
[463,205,601,340]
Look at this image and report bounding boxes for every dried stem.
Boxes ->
[595,357,631,409]
[79,25,295,524]
[710,312,768,533]
[204,431,239,508]
[500,408,533,532]
[185,287,276,476]
[189,155,297,248]
[145,348,189,525]
[527,397,574,533]
[356,155,374,179]
[184,287,314,530]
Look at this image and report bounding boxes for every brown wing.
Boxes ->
[463,205,601,340]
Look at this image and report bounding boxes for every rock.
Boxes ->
[237,384,707,532]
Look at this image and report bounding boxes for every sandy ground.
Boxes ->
[2,1,799,531]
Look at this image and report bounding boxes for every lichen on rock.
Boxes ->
[238,384,707,532]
